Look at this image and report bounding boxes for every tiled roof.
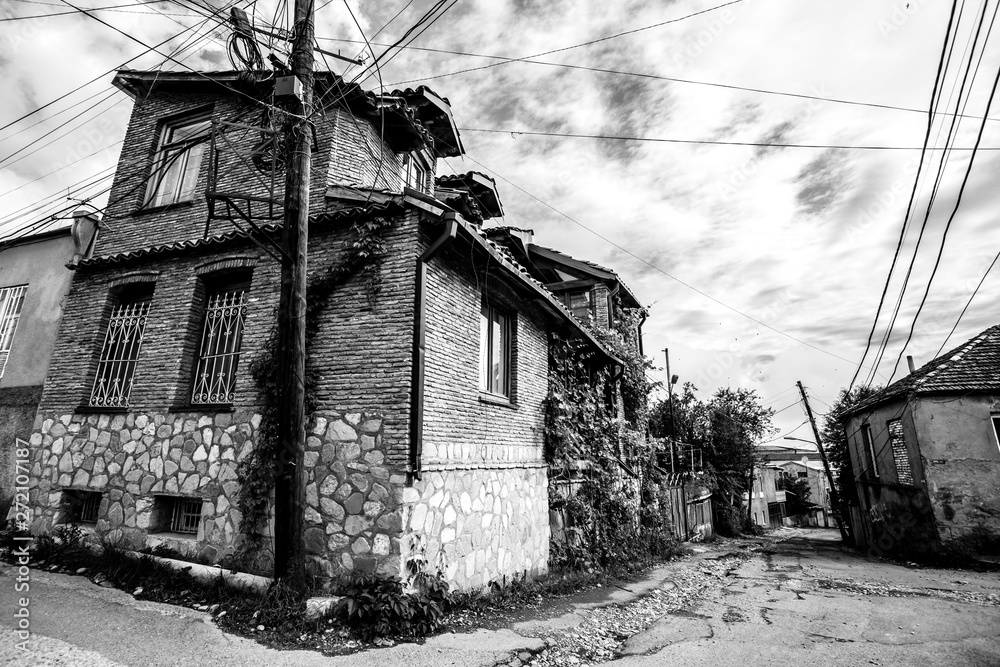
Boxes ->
[77,200,404,267]
[529,243,642,309]
[843,323,1000,416]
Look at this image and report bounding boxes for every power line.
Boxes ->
[319,36,1000,125]
[933,247,1000,356]
[865,0,996,388]
[887,32,1000,382]
[846,0,961,393]
[385,0,745,87]
[453,153,874,369]
[458,126,1000,151]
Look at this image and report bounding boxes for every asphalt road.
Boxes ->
[2,529,998,666]
[614,530,1000,667]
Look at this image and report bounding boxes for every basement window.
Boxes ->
[153,496,203,535]
[61,490,102,524]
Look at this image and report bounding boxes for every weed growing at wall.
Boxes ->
[235,216,394,569]
[545,310,677,572]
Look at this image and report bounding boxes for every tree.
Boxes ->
[781,473,812,516]
[651,384,775,534]
[821,385,882,525]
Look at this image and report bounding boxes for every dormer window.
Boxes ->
[402,152,429,193]
[564,290,594,321]
[145,112,211,207]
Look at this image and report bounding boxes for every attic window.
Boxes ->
[564,290,594,321]
[402,152,428,193]
[145,112,211,207]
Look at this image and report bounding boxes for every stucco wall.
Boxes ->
[0,231,77,389]
[913,394,1000,544]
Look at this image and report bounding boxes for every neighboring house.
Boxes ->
[841,324,1000,558]
[747,464,786,529]
[776,459,836,528]
[23,69,623,588]
[0,215,98,512]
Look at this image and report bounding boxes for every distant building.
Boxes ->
[841,324,1000,558]
[747,464,786,529]
[776,459,836,528]
[0,214,98,511]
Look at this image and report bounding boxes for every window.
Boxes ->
[861,423,879,478]
[887,419,913,485]
[145,112,211,207]
[61,490,102,524]
[479,300,511,397]
[797,471,808,478]
[154,496,203,535]
[564,290,594,321]
[191,280,249,405]
[402,153,428,193]
[90,284,153,407]
[992,416,1000,453]
[0,285,27,378]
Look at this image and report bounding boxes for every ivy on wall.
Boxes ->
[545,307,674,571]
[233,216,394,569]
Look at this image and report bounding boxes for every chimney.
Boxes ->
[65,209,100,270]
[906,355,916,374]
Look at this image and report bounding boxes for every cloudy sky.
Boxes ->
[2,0,999,441]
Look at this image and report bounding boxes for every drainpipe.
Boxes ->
[409,213,459,480]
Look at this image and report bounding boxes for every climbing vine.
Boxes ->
[545,308,675,571]
[233,215,394,568]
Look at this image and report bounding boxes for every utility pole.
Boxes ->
[273,0,315,583]
[663,349,676,473]
[796,381,851,544]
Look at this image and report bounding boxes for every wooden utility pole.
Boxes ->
[273,0,315,583]
[663,349,676,472]
[796,381,851,544]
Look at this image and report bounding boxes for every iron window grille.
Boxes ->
[191,288,248,405]
[170,497,203,534]
[63,490,102,524]
[479,300,511,397]
[89,295,151,407]
[0,285,27,378]
[145,113,212,208]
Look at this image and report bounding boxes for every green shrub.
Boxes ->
[333,570,450,640]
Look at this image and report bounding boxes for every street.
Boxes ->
[2,529,998,666]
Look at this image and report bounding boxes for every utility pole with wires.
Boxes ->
[796,381,851,544]
[272,0,315,584]
[663,349,677,472]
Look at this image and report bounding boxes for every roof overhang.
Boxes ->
[387,86,464,157]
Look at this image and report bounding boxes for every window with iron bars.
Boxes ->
[62,490,102,524]
[169,497,203,534]
[0,284,27,378]
[191,286,248,405]
[89,286,153,407]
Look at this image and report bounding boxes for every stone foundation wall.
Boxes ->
[25,408,408,577]
[399,465,549,589]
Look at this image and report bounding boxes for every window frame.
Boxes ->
[861,422,879,479]
[61,490,102,525]
[0,284,27,378]
[89,283,154,408]
[190,275,250,406]
[563,289,595,321]
[143,111,212,208]
[479,299,512,399]
[402,151,429,193]
[152,496,203,536]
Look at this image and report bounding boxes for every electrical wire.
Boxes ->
[458,126,1000,151]
[933,247,1000,356]
[846,0,961,393]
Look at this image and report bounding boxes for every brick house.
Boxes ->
[840,324,1000,558]
[23,69,624,588]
